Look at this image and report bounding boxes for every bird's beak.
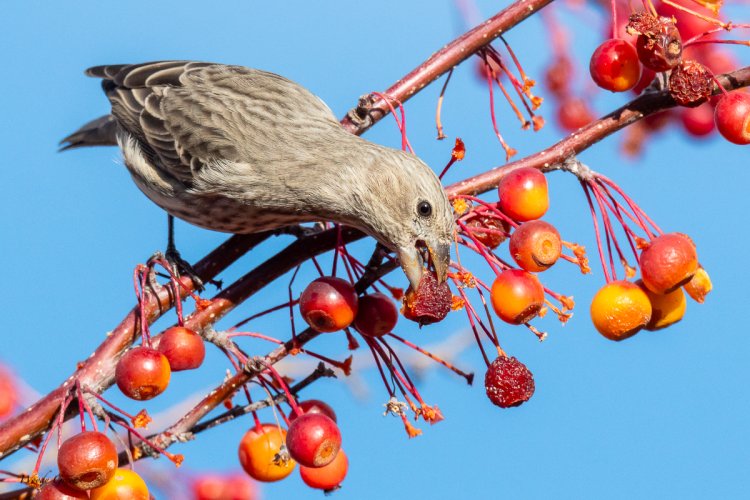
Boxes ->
[397,239,451,291]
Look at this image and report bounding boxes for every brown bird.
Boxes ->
[61,61,454,289]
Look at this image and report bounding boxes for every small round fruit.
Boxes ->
[286,413,342,468]
[192,473,256,500]
[637,281,687,331]
[464,214,510,249]
[36,478,89,500]
[509,220,562,272]
[352,293,398,337]
[89,468,149,500]
[669,60,713,108]
[497,167,549,222]
[556,97,595,132]
[238,424,296,482]
[58,431,118,491]
[401,270,452,325]
[640,233,698,293]
[115,346,171,400]
[589,39,642,92]
[157,326,206,371]
[635,20,682,72]
[681,103,715,137]
[490,270,545,324]
[300,449,349,491]
[484,356,535,408]
[299,277,359,333]
[590,280,652,341]
[289,399,338,423]
[684,266,712,303]
[715,92,750,145]
[0,367,17,418]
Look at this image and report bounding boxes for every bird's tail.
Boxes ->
[59,114,118,151]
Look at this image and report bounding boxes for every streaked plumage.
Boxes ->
[62,61,454,288]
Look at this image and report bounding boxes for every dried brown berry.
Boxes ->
[628,13,682,72]
[402,270,452,325]
[669,61,713,107]
[484,356,535,408]
[464,214,510,249]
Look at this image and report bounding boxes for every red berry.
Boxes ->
[401,270,452,325]
[544,56,574,97]
[497,167,549,222]
[115,346,171,400]
[300,449,349,491]
[715,92,750,145]
[509,220,562,272]
[0,366,17,419]
[238,424,296,482]
[589,39,642,92]
[352,293,398,337]
[490,270,545,324]
[681,103,715,137]
[640,233,699,293]
[299,277,358,333]
[289,399,338,423]
[628,14,682,72]
[58,431,118,491]
[157,326,205,371]
[192,473,257,500]
[484,356,535,408]
[36,478,89,499]
[464,214,510,249]
[556,97,595,132]
[286,413,342,468]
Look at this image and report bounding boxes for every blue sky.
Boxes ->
[1,1,749,499]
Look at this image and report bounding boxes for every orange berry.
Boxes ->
[509,220,562,272]
[590,280,652,341]
[238,424,296,482]
[299,449,349,491]
[490,270,545,324]
[497,167,549,222]
[115,347,171,401]
[640,233,698,293]
[638,280,687,330]
[90,468,149,500]
[683,266,712,303]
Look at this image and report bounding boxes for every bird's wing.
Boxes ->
[86,61,340,184]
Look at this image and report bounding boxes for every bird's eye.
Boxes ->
[417,201,432,217]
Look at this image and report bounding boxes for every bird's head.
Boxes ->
[356,147,455,291]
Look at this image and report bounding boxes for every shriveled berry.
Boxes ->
[36,478,89,500]
[490,270,545,324]
[299,277,359,333]
[637,280,687,330]
[497,167,549,222]
[286,413,342,468]
[484,356,535,408]
[89,468,149,500]
[401,270,452,325]
[58,431,118,491]
[589,39,642,92]
[640,233,698,293]
[353,293,398,337]
[156,326,205,371]
[714,92,750,145]
[628,13,682,72]
[115,346,171,401]
[669,60,713,107]
[590,280,652,341]
[684,266,712,303]
[509,220,562,272]
[299,449,349,491]
[464,214,510,249]
[238,424,296,482]
[289,399,337,423]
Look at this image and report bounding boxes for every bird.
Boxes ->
[61,61,455,290]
